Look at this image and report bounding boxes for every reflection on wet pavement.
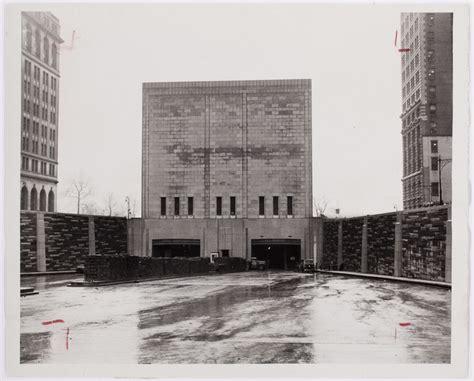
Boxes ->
[20,272,451,364]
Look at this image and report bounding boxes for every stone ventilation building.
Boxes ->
[20,12,63,212]
[130,79,314,269]
[400,12,452,209]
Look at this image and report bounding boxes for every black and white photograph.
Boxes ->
[3,1,471,379]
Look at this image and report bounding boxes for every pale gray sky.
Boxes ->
[50,4,403,217]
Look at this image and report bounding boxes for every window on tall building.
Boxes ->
[52,43,57,69]
[35,30,41,57]
[259,196,265,216]
[287,196,293,216]
[429,104,437,113]
[431,157,439,171]
[160,197,166,216]
[230,197,236,216]
[43,37,49,64]
[415,36,419,49]
[174,197,180,216]
[273,196,279,216]
[430,122,437,132]
[431,182,439,197]
[216,197,222,216]
[431,140,438,153]
[188,197,193,216]
[415,71,420,84]
[416,89,420,100]
[415,18,419,30]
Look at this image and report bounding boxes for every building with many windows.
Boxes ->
[20,12,62,212]
[129,79,314,269]
[400,12,452,209]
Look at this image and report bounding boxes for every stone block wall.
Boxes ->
[319,205,450,282]
[94,216,128,256]
[20,212,37,272]
[341,218,364,272]
[321,220,338,270]
[401,207,448,281]
[44,213,90,271]
[367,213,397,275]
[20,212,128,272]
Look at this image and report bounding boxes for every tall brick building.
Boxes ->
[130,79,314,269]
[20,12,62,212]
[400,13,452,209]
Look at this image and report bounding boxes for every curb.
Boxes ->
[316,270,451,288]
[21,270,79,277]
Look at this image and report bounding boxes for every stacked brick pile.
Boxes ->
[367,213,396,275]
[85,255,214,282]
[341,218,364,272]
[213,257,247,273]
[44,213,89,271]
[401,208,447,281]
[321,221,339,270]
[20,212,37,272]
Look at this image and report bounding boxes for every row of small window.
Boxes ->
[24,24,58,69]
[24,61,58,90]
[22,137,55,158]
[25,82,57,106]
[159,196,294,217]
[401,14,419,35]
[23,98,57,123]
[22,118,56,140]
[21,156,56,176]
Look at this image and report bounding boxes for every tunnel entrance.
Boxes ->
[251,239,301,270]
[152,239,200,258]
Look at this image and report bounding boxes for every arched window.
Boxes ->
[35,30,41,57]
[25,24,32,52]
[30,187,38,211]
[51,43,57,69]
[43,37,49,65]
[39,189,46,211]
[21,186,28,210]
[48,190,55,212]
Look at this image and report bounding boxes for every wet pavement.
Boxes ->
[20,272,451,364]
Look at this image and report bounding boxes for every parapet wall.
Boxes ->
[318,205,451,282]
[20,212,128,272]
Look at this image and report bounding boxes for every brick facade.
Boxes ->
[142,79,312,220]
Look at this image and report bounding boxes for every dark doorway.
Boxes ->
[152,239,200,258]
[251,239,301,270]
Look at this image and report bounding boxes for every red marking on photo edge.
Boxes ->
[66,328,69,350]
[399,322,412,327]
[394,30,398,47]
[42,319,65,325]
[398,48,410,53]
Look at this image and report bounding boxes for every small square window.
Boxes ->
[431,157,439,171]
[188,197,193,216]
[431,182,439,197]
[273,196,279,216]
[216,197,222,216]
[230,196,236,216]
[287,196,293,216]
[431,140,438,153]
[259,196,265,216]
[174,197,180,216]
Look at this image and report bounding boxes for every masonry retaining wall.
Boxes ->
[20,212,128,272]
[319,205,451,282]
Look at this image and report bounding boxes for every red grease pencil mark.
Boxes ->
[398,48,410,53]
[394,30,398,47]
[42,319,65,325]
[399,322,412,327]
[66,328,69,350]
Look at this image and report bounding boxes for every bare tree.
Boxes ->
[81,201,100,215]
[313,197,328,217]
[104,192,118,216]
[66,178,92,214]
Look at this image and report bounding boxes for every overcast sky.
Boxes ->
[49,3,404,217]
